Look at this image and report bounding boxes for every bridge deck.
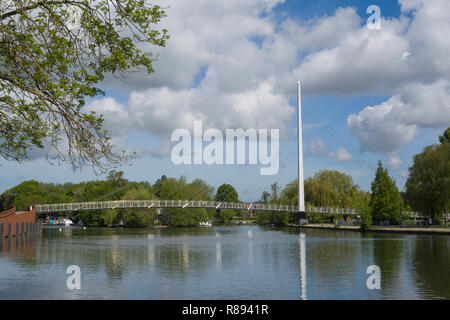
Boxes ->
[35,200,424,217]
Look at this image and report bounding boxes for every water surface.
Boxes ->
[0,225,448,299]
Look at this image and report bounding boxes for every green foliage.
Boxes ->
[439,127,450,144]
[107,170,128,187]
[161,208,209,227]
[157,177,214,227]
[215,184,239,202]
[122,210,155,227]
[370,161,404,224]
[261,170,369,209]
[270,182,279,203]
[304,170,369,209]
[260,191,271,204]
[0,180,72,210]
[79,209,102,226]
[0,170,158,227]
[0,1,169,172]
[100,209,118,226]
[214,209,234,224]
[214,184,239,224]
[280,180,298,205]
[255,211,291,226]
[406,140,450,221]
[152,175,167,198]
[359,203,372,231]
[118,183,157,227]
[0,173,216,227]
[256,170,369,226]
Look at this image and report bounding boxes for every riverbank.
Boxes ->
[293,223,450,235]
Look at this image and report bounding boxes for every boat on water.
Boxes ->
[198,221,213,227]
[44,218,79,227]
[57,218,73,226]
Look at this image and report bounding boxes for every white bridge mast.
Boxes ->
[297,81,305,213]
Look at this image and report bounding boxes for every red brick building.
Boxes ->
[0,206,40,238]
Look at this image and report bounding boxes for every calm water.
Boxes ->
[0,225,449,299]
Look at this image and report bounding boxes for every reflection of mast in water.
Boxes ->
[248,229,253,264]
[215,232,221,268]
[216,241,221,268]
[299,232,307,300]
[148,244,155,266]
[147,234,155,265]
[108,234,125,278]
[182,243,189,269]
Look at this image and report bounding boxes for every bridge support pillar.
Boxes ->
[298,212,308,226]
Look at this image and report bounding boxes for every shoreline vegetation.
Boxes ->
[291,223,450,235]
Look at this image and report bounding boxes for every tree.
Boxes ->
[439,127,450,144]
[107,170,127,187]
[359,203,372,231]
[303,170,369,209]
[152,174,167,198]
[370,161,403,224]
[255,211,290,226]
[0,179,72,210]
[406,141,450,225]
[260,191,271,204]
[280,180,297,205]
[118,184,156,227]
[0,1,169,173]
[270,182,279,203]
[214,184,239,223]
[214,184,239,203]
[159,177,214,227]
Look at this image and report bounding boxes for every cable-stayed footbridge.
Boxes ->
[35,200,361,215]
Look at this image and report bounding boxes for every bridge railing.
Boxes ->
[36,200,426,218]
[36,200,363,214]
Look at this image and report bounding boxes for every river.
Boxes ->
[0,225,448,299]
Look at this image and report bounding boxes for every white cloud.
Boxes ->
[388,155,403,170]
[85,98,132,138]
[347,80,450,153]
[129,80,294,133]
[87,80,294,157]
[284,0,450,95]
[308,137,327,155]
[308,138,352,162]
[287,19,413,95]
[329,147,352,162]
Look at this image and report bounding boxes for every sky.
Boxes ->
[1,0,449,202]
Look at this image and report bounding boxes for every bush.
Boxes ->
[122,209,156,227]
[360,204,372,231]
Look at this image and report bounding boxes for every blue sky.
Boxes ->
[272,0,401,20]
[1,0,449,202]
